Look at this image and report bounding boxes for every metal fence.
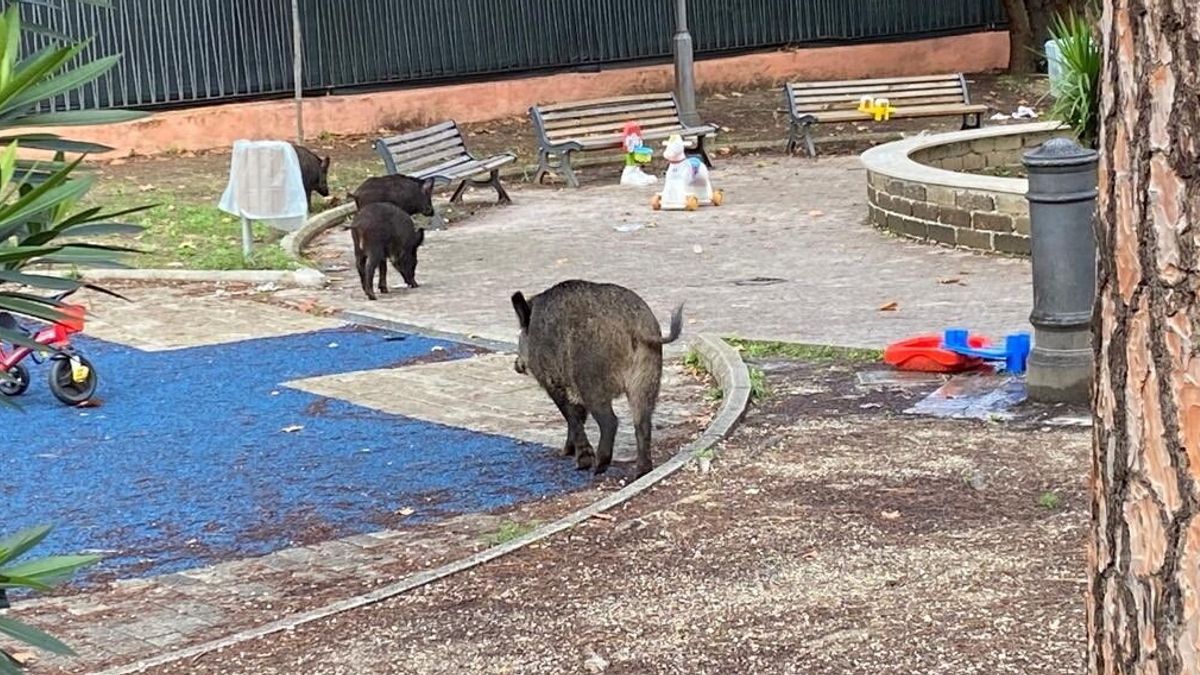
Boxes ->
[21,0,1006,111]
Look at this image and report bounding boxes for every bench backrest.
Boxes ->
[786,74,971,115]
[531,93,684,144]
[375,121,471,176]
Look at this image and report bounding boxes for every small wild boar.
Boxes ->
[291,143,330,207]
[511,280,683,478]
[350,175,436,217]
[349,202,425,301]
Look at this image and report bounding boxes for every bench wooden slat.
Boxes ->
[541,100,678,123]
[402,153,476,178]
[796,95,970,113]
[536,92,674,113]
[395,147,472,174]
[378,120,458,144]
[790,74,963,89]
[572,124,718,149]
[546,114,685,140]
[793,86,966,103]
[804,103,988,124]
[380,126,463,154]
[791,82,967,98]
[387,135,467,165]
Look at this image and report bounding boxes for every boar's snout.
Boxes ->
[513,355,527,375]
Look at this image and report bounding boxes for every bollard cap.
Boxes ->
[1023,136,1099,169]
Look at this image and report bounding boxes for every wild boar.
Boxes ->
[291,143,330,207]
[511,280,683,478]
[350,174,436,217]
[349,202,425,301]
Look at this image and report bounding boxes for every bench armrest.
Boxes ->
[539,139,585,153]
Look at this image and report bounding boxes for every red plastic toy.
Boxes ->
[0,288,98,405]
[884,333,992,373]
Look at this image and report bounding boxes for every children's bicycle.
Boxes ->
[0,288,98,405]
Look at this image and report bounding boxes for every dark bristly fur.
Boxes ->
[349,174,436,217]
[291,143,330,207]
[350,202,425,301]
[511,280,684,478]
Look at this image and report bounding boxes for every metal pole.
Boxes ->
[1022,137,1099,403]
[291,0,304,143]
[672,0,700,127]
[241,217,254,259]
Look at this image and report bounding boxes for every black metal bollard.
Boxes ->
[1022,137,1099,404]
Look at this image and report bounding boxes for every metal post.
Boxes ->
[291,0,304,143]
[241,217,254,259]
[672,0,700,127]
[1022,137,1099,403]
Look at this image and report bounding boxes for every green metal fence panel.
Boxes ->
[21,0,1005,111]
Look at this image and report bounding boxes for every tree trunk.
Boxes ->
[1003,0,1035,72]
[1089,0,1200,672]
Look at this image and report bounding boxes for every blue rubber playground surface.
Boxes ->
[0,324,587,580]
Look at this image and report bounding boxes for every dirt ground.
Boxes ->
[149,354,1089,675]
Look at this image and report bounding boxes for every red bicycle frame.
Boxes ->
[0,303,85,370]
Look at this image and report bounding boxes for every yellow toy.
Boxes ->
[857,96,897,122]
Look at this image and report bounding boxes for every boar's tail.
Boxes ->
[643,303,684,346]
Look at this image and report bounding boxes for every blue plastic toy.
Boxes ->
[942,328,1031,374]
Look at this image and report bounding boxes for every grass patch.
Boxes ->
[484,520,539,546]
[1038,492,1061,510]
[748,366,769,400]
[725,337,882,363]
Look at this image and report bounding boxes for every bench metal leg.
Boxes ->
[803,124,817,158]
[534,148,580,188]
[488,169,512,205]
[691,135,714,168]
[450,180,470,204]
[786,123,800,155]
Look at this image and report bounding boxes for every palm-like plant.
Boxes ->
[0,0,147,385]
[0,527,99,674]
[1047,6,1101,148]
[0,0,147,668]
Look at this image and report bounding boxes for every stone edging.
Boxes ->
[95,333,750,675]
[860,122,1064,256]
[281,202,357,260]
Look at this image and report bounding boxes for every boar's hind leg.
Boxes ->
[628,382,660,478]
[377,259,389,294]
[548,391,593,467]
[363,251,383,301]
[589,401,618,476]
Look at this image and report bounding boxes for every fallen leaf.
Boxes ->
[75,398,103,409]
[881,510,901,520]
[8,652,36,666]
[397,507,415,516]
[731,91,744,98]
[138,184,156,192]
[937,277,963,285]
[692,244,703,254]
[281,425,304,433]
[712,93,728,100]
[590,512,615,522]
[717,146,733,156]
[878,301,899,312]
[808,210,825,217]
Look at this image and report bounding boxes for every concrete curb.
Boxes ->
[282,202,357,259]
[343,309,516,353]
[96,333,750,675]
[67,267,327,288]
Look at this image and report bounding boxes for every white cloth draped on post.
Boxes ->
[218,140,309,235]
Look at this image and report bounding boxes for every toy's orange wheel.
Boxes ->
[685,195,699,211]
[711,190,725,207]
[651,194,662,211]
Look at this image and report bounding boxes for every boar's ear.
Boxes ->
[511,292,531,329]
[421,178,435,196]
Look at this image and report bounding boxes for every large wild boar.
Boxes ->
[350,175,436,217]
[511,280,683,478]
[291,143,330,207]
[350,202,425,301]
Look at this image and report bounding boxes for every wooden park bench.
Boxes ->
[374,120,517,205]
[783,74,988,157]
[529,92,718,187]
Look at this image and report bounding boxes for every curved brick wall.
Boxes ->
[860,122,1064,256]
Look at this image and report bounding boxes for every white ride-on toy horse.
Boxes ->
[651,134,723,211]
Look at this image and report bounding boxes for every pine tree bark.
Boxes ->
[1089,0,1200,673]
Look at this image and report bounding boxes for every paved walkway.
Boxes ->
[301,155,1032,348]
